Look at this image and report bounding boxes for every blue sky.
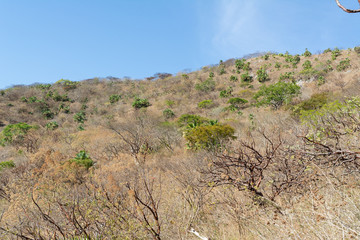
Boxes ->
[0,0,359,89]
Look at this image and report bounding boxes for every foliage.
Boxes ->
[0,123,34,146]
[109,94,122,104]
[256,68,269,83]
[285,54,301,67]
[354,46,360,54]
[56,79,78,91]
[226,97,248,113]
[45,121,59,130]
[35,83,52,90]
[209,72,214,78]
[263,54,269,60]
[235,59,245,72]
[162,108,175,119]
[323,48,332,53]
[302,48,312,57]
[184,123,236,150]
[240,71,253,83]
[219,68,226,75]
[336,58,351,71]
[229,75,238,82]
[292,92,330,117]
[219,86,233,98]
[0,160,15,171]
[177,114,209,128]
[254,82,301,109]
[279,72,295,81]
[198,100,214,109]
[331,48,341,60]
[68,150,94,169]
[302,60,312,70]
[132,98,151,109]
[165,100,175,107]
[74,111,86,124]
[195,78,216,92]
[275,62,282,69]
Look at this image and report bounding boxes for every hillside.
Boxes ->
[1,47,360,239]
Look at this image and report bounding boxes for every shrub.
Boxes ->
[336,58,351,71]
[184,123,236,150]
[209,72,215,78]
[275,62,282,69]
[226,97,248,113]
[235,59,245,72]
[198,100,214,109]
[132,98,151,109]
[0,123,34,146]
[256,68,269,83]
[302,48,312,57]
[165,100,175,107]
[302,60,312,70]
[56,79,78,91]
[177,114,209,128]
[0,160,15,171]
[195,78,216,92]
[279,72,295,81]
[229,75,238,82]
[323,48,332,54]
[74,111,86,124]
[331,48,341,60]
[219,87,233,98]
[219,68,226,75]
[354,46,360,54]
[254,81,301,109]
[69,150,94,169]
[292,92,330,117]
[109,94,122,104]
[45,121,59,130]
[243,62,251,71]
[240,71,253,83]
[163,108,175,119]
[0,90,4,96]
[263,54,269,60]
[35,84,51,90]
[52,92,70,102]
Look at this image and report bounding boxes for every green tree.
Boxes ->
[254,82,301,109]
[69,150,94,169]
[132,98,151,109]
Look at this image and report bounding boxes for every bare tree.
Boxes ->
[336,0,360,13]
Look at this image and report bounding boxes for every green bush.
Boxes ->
[69,150,94,169]
[279,72,295,81]
[74,111,86,124]
[235,59,246,72]
[35,84,51,90]
[354,46,360,54]
[219,87,233,98]
[292,92,330,117]
[229,75,238,82]
[226,97,248,113]
[256,68,269,83]
[163,108,175,119]
[195,78,216,92]
[45,121,59,130]
[0,161,15,171]
[184,123,236,150]
[263,54,269,60]
[254,81,301,109]
[165,100,175,107]
[219,68,226,75]
[0,123,34,146]
[209,72,215,78]
[109,94,122,104]
[302,48,312,57]
[177,114,209,128]
[240,71,253,83]
[275,62,282,69]
[198,100,214,109]
[323,48,332,54]
[331,48,341,60]
[56,79,78,91]
[132,98,151,109]
[302,60,312,70]
[336,58,351,71]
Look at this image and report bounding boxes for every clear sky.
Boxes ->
[0,0,359,89]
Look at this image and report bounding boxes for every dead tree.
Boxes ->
[336,0,360,13]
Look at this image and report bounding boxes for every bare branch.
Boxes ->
[336,0,360,13]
